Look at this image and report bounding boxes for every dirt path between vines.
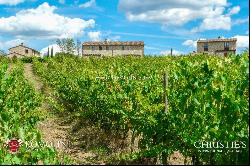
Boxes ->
[7,63,13,74]
[23,63,192,165]
[23,63,105,165]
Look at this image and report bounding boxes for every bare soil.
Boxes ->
[24,63,103,164]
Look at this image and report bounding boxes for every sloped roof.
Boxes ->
[83,41,144,46]
[197,38,237,43]
[9,44,40,53]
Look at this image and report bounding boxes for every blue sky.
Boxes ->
[0,0,249,55]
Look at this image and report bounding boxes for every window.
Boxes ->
[204,43,208,51]
[25,49,29,54]
[122,46,125,50]
[106,46,109,50]
[91,46,94,51]
[99,46,102,50]
[224,42,229,51]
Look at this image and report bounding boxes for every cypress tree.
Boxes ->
[51,47,54,57]
[47,47,50,57]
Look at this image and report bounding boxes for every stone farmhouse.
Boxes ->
[197,38,237,56]
[82,41,144,57]
[8,43,40,58]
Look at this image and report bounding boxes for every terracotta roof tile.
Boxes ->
[83,41,144,46]
[9,44,40,53]
[197,38,237,43]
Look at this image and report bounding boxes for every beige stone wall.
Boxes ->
[8,46,40,58]
[197,41,236,54]
[82,50,144,56]
[82,45,144,56]
[8,52,25,58]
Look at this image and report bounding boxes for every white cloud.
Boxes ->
[233,35,249,48]
[125,7,226,26]
[160,49,183,55]
[0,2,95,39]
[119,1,242,32]
[88,31,101,41]
[119,0,227,14]
[119,0,227,26]
[182,39,197,48]
[232,17,249,25]
[192,5,241,32]
[192,15,231,32]
[0,0,25,5]
[79,0,95,8]
[227,6,240,15]
[0,39,25,50]
[40,44,61,57]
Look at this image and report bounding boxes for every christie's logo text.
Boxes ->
[194,141,247,153]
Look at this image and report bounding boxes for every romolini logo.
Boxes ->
[6,139,22,154]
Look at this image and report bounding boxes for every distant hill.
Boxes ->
[0,50,7,56]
